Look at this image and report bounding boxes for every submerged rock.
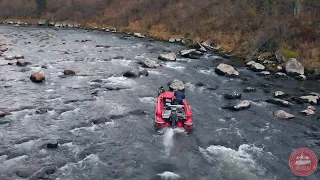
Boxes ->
[285,58,304,76]
[215,63,239,77]
[266,98,292,107]
[5,55,15,60]
[90,117,111,125]
[158,53,177,61]
[30,72,45,83]
[222,100,251,111]
[243,87,256,93]
[274,91,287,98]
[0,111,5,117]
[274,110,295,119]
[224,92,241,100]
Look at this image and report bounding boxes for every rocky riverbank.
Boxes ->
[1,19,319,82]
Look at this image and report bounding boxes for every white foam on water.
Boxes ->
[70,125,100,135]
[198,69,216,76]
[58,154,107,178]
[45,89,55,92]
[157,171,181,180]
[260,123,270,133]
[199,144,268,177]
[218,118,226,122]
[250,101,268,108]
[148,70,162,75]
[139,97,157,104]
[110,58,132,66]
[163,128,175,156]
[163,62,185,71]
[105,76,134,86]
[264,136,271,140]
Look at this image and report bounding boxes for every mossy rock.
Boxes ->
[258,52,272,61]
[276,49,298,59]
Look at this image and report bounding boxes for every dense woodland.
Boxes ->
[0,0,319,68]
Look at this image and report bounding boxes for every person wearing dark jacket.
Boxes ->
[158,86,165,96]
[174,90,185,105]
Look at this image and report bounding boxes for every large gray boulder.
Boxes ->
[215,63,239,77]
[274,110,295,119]
[140,59,161,68]
[285,58,304,76]
[250,62,265,72]
[158,53,177,61]
[222,100,251,111]
[168,79,185,91]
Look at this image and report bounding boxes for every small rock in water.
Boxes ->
[30,72,45,83]
[5,55,15,60]
[299,94,320,105]
[168,79,185,91]
[169,38,175,43]
[276,72,287,77]
[246,60,255,66]
[0,111,5,117]
[15,168,34,178]
[90,117,111,124]
[224,92,241,100]
[63,69,76,75]
[16,60,30,66]
[308,105,316,111]
[300,108,315,116]
[195,82,205,87]
[295,74,306,81]
[274,110,295,119]
[274,91,286,98]
[139,69,149,77]
[243,87,256,93]
[258,71,271,76]
[266,98,292,107]
[123,69,140,78]
[46,141,59,149]
[36,108,48,114]
[222,100,251,111]
[15,54,24,59]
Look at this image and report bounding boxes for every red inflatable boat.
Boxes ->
[155,91,193,131]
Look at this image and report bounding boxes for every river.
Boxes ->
[0,25,319,180]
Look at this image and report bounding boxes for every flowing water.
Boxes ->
[0,25,319,180]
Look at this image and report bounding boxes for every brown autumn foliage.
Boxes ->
[0,0,319,68]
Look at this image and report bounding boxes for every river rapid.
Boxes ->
[0,25,319,180]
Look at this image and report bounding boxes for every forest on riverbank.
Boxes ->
[0,0,319,69]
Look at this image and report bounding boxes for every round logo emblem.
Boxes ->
[289,148,318,177]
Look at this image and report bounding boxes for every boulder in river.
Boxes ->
[169,38,175,43]
[134,32,145,38]
[140,59,161,68]
[300,107,315,116]
[90,117,112,125]
[0,111,5,117]
[215,63,239,77]
[0,46,8,52]
[222,100,251,111]
[15,54,24,59]
[16,60,30,67]
[224,92,241,100]
[158,53,177,61]
[298,94,320,105]
[5,55,15,60]
[46,141,59,149]
[179,49,202,59]
[168,79,185,91]
[266,98,292,107]
[30,72,45,83]
[274,110,295,119]
[123,70,139,78]
[249,62,265,72]
[63,69,76,75]
[285,58,304,76]
[139,69,149,77]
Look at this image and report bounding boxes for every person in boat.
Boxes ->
[158,86,165,96]
[174,89,185,105]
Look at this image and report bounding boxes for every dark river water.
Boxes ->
[0,25,319,180]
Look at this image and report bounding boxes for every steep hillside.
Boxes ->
[0,0,319,68]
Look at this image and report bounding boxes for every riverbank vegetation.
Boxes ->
[0,0,319,68]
